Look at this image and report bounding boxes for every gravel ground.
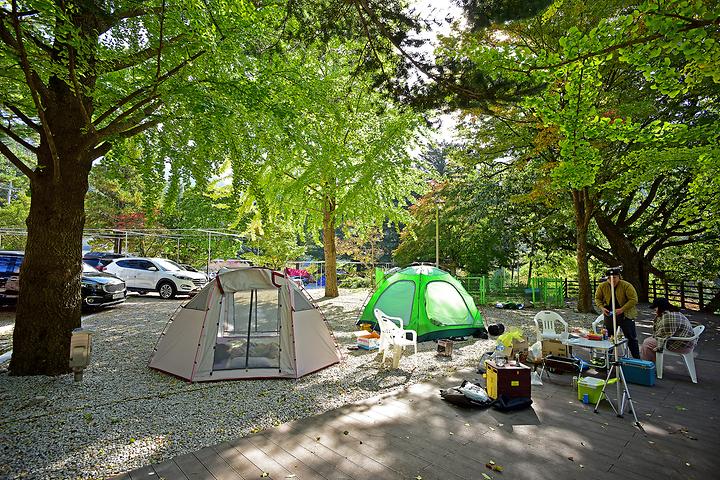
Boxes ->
[0,289,603,479]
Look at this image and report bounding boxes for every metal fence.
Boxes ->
[458,276,564,307]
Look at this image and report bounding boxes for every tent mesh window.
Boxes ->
[213,288,281,370]
[425,281,473,326]
[374,280,415,326]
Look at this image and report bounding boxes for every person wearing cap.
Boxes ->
[594,271,640,358]
[640,297,696,362]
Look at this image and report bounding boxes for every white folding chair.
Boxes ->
[656,325,704,383]
[533,311,568,343]
[373,308,417,367]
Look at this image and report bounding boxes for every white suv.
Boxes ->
[104,257,208,299]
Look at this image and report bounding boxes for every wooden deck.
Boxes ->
[115,313,720,480]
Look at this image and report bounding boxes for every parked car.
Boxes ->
[0,251,126,309]
[0,251,23,304]
[81,262,127,309]
[83,252,128,271]
[104,257,208,299]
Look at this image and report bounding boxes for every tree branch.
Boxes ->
[102,34,186,74]
[0,122,37,153]
[10,0,58,183]
[622,175,664,226]
[94,49,205,128]
[0,139,34,178]
[2,103,41,132]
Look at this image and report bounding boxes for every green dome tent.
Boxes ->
[357,265,486,341]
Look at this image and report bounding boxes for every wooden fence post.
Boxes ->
[652,280,657,299]
[663,279,669,298]
[592,278,597,294]
[680,280,686,309]
[564,278,568,298]
[698,281,704,311]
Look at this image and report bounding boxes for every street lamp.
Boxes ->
[435,198,444,267]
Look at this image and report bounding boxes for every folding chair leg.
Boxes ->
[655,352,664,379]
[683,353,698,383]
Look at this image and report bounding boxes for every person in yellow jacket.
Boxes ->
[594,271,640,358]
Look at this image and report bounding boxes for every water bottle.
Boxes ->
[495,342,507,366]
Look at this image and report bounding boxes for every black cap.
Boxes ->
[650,297,672,310]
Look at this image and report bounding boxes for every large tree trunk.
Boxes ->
[9,59,94,375]
[322,195,339,298]
[572,189,594,312]
[10,151,91,375]
[595,213,652,301]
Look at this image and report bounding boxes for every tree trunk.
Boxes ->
[572,189,594,312]
[322,195,339,298]
[10,153,90,376]
[594,212,651,301]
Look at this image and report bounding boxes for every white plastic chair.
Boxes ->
[374,308,417,366]
[533,311,568,343]
[656,324,704,383]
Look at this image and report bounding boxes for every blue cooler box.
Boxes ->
[620,358,656,386]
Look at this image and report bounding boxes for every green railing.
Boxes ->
[459,276,564,307]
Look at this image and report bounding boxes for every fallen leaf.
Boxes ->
[648,441,655,445]
[465,423,470,426]
[568,456,574,462]
[285,475,297,479]
[343,431,349,435]
[415,476,423,480]
[685,462,691,467]
[675,406,687,411]
[489,426,495,431]
[261,473,269,478]
[580,464,584,469]
[315,437,320,441]
[449,432,454,435]
[482,474,492,480]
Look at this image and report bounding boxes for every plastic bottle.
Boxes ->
[495,342,507,366]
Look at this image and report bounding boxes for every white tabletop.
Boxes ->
[563,337,616,349]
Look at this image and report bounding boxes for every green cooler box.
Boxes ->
[620,358,656,386]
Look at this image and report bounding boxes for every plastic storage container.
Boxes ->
[577,377,608,404]
[620,358,656,386]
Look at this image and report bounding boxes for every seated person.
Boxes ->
[640,297,696,362]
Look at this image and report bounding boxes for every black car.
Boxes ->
[82,252,128,271]
[0,251,23,304]
[0,251,127,309]
[81,262,127,309]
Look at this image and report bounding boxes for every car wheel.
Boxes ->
[158,281,176,299]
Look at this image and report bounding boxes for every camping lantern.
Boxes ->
[69,328,94,382]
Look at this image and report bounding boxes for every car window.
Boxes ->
[115,260,131,268]
[134,260,156,270]
[0,255,23,274]
[154,259,183,271]
[82,262,98,273]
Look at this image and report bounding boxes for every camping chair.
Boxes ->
[533,311,568,343]
[656,325,704,383]
[374,308,417,367]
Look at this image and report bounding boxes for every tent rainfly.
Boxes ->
[357,265,486,341]
[149,267,341,381]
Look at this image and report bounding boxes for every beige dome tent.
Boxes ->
[149,267,341,382]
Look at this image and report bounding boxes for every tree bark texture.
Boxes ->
[594,212,652,301]
[10,147,91,376]
[572,188,594,313]
[322,195,339,298]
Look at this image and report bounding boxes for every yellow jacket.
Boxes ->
[594,280,638,320]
